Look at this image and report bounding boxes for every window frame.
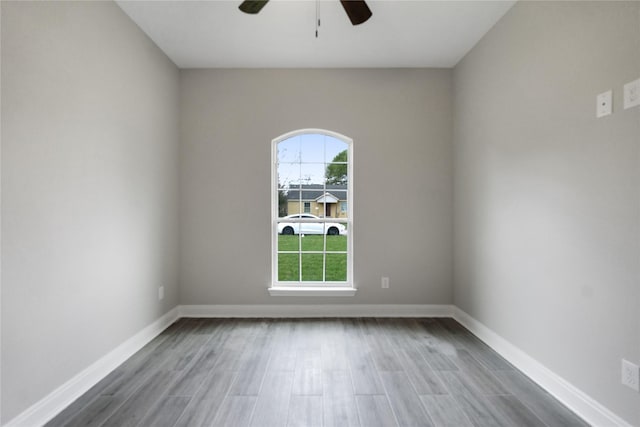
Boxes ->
[270,129,354,293]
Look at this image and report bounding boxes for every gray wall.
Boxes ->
[179,69,453,305]
[1,1,180,422]
[453,2,640,425]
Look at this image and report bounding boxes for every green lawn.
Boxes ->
[278,235,347,282]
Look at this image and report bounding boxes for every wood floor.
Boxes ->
[46,318,589,427]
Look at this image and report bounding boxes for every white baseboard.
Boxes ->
[178,304,455,318]
[5,307,180,427]
[452,307,632,427]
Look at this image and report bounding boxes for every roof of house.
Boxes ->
[286,184,347,201]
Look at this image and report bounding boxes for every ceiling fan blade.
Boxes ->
[339,0,372,25]
[239,0,269,14]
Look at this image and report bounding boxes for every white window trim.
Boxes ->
[270,129,355,295]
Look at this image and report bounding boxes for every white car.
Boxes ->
[278,214,347,236]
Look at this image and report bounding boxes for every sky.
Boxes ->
[277,133,348,188]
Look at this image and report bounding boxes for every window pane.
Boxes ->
[277,187,291,218]
[325,163,348,186]
[324,187,347,219]
[277,137,301,164]
[301,234,324,252]
[325,138,349,163]
[326,254,347,281]
[281,183,298,219]
[298,163,325,186]
[278,234,299,251]
[277,217,298,234]
[300,134,325,163]
[326,234,347,252]
[326,188,347,199]
[301,254,323,281]
[278,253,300,281]
[277,163,299,193]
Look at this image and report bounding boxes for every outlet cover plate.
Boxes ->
[596,90,613,118]
[622,359,639,391]
[623,78,640,109]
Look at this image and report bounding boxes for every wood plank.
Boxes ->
[136,395,191,427]
[493,370,589,427]
[415,319,462,360]
[99,346,170,398]
[417,345,459,371]
[249,371,294,427]
[323,370,360,427]
[230,333,273,395]
[395,348,448,395]
[167,344,224,396]
[442,328,513,371]
[355,395,399,427]
[344,319,385,395]
[296,347,323,370]
[192,318,225,335]
[211,396,257,427]
[379,371,434,427]
[446,350,509,395]
[47,396,126,427]
[452,392,503,427]
[463,341,513,371]
[377,318,418,349]
[267,320,297,372]
[348,352,385,395]
[164,333,212,372]
[437,370,478,396]
[486,395,546,427]
[321,320,350,370]
[287,395,323,427]
[292,368,323,396]
[292,348,323,395]
[43,372,124,427]
[174,369,237,427]
[211,327,254,371]
[101,371,177,427]
[364,332,404,372]
[158,319,203,351]
[419,395,473,427]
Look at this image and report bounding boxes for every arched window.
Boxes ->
[270,130,354,294]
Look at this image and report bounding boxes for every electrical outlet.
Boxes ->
[596,90,612,118]
[622,359,639,391]
[623,78,640,109]
[381,277,389,289]
[158,286,165,301]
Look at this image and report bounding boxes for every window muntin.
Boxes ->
[272,130,352,286]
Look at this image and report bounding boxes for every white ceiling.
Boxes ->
[116,0,516,68]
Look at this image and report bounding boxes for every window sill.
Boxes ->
[268,286,357,297]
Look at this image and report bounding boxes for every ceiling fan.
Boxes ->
[239,0,373,26]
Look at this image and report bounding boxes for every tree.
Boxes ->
[325,150,348,185]
[278,186,288,217]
